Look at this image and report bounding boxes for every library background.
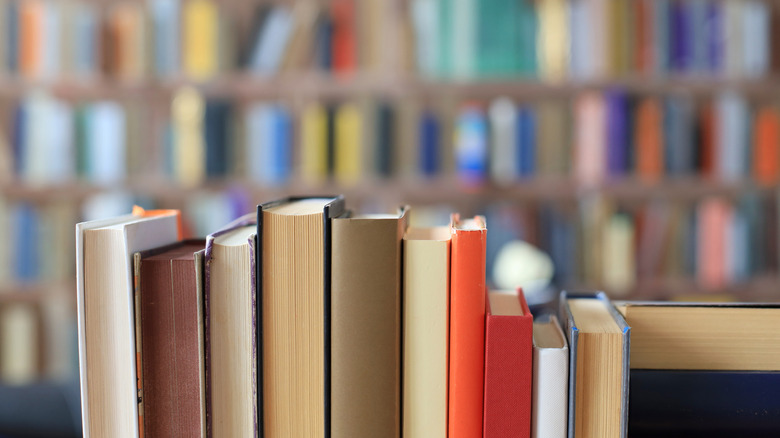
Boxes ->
[1,0,780,436]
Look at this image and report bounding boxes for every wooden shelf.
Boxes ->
[3,74,780,100]
[2,177,776,204]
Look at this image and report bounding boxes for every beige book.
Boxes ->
[206,218,257,437]
[403,226,451,438]
[261,197,346,438]
[172,87,206,187]
[0,302,39,384]
[76,212,179,438]
[620,302,780,371]
[331,207,409,437]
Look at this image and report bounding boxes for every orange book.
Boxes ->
[19,0,43,78]
[635,98,664,182]
[449,215,487,438]
[753,107,780,186]
[697,199,730,290]
[331,0,357,75]
[699,102,717,178]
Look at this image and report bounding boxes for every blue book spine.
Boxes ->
[269,106,292,185]
[7,1,17,73]
[455,106,488,186]
[315,12,333,71]
[205,101,232,178]
[13,203,39,283]
[152,0,180,76]
[654,0,670,75]
[12,103,25,176]
[671,0,692,72]
[419,110,439,177]
[706,1,722,73]
[516,106,536,177]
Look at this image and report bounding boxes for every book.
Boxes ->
[696,198,731,289]
[559,291,630,438]
[374,102,395,178]
[183,0,218,80]
[537,0,568,81]
[133,241,206,438]
[171,87,206,187]
[573,92,606,186]
[333,102,363,185]
[331,207,409,437]
[753,106,780,186]
[258,196,346,438]
[489,98,518,185]
[483,289,533,438]
[418,109,440,177]
[150,0,180,77]
[532,315,568,438]
[449,215,487,438]
[300,102,329,183]
[634,98,664,182]
[618,301,780,371]
[246,103,292,186]
[402,226,450,438]
[205,214,257,437]
[516,105,536,177]
[0,302,39,384]
[331,0,357,75]
[628,369,780,437]
[86,101,127,185]
[455,104,488,186]
[76,208,180,438]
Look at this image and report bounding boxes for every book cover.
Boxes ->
[483,289,533,438]
[753,106,780,186]
[204,100,232,178]
[331,0,356,75]
[419,109,440,177]
[573,92,606,186]
[489,98,517,185]
[516,105,536,177]
[449,215,487,438]
[300,102,329,183]
[455,104,487,186]
[334,102,363,185]
[150,0,180,77]
[635,98,664,182]
[331,207,409,438]
[183,0,218,79]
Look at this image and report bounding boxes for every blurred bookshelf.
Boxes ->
[2,0,780,386]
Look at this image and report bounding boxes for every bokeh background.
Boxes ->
[2,0,780,435]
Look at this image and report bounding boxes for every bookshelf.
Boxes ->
[2,0,780,386]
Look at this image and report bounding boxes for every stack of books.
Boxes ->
[76,198,780,437]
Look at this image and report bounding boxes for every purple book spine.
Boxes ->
[706,1,722,73]
[607,90,628,177]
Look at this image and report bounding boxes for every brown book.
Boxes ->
[134,241,206,438]
[331,207,409,437]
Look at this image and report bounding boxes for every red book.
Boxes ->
[331,0,356,75]
[483,289,533,438]
[449,215,487,438]
[753,107,780,186]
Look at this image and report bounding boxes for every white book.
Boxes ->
[741,0,768,78]
[0,303,38,384]
[150,0,180,76]
[246,102,271,183]
[21,92,72,184]
[532,315,569,438]
[76,211,180,438]
[568,0,587,79]
[41,0,61,79]
[251,6,294,74]
[489,98,517,185]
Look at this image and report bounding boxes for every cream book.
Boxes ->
[532,315,568,438]
[402,226,451,438]
[331,207,409,437]
[76,209,180,438]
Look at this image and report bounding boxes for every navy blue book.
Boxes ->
[314,11,333,71]
[671,0,692,72]
[204,100,232,178]
[516,106,535,177]
[419,110,439,177]
[629,370,780,437]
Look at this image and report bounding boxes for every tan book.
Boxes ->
[76,210,180,438]
[0,302,40,384]
[205,215,257,437]
[331,207,409,437]
[260,196,346,438]
[619,302,780,371]
[402,226,451,438]
[560,292,630,438]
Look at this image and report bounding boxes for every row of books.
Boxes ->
[0,199,74,286]
[8,89,780,186]
[0,0,376,81]
[412,0,775,80]
[486,192,780,296]
[76,199,780,438]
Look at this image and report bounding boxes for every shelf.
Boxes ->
[3,74,780,100]
[0,282,74,303]
[2,177,777,204]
